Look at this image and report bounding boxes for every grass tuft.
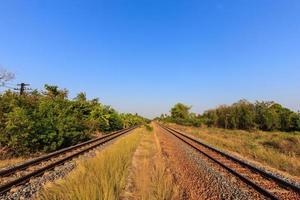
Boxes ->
[144,124,153,132]
[0,157,26,168]
[124,127,179,200]
[37,129,143,200]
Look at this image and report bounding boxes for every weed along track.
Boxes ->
[1,123,299,200]
[158,123,300,200]
[0,126,138,195]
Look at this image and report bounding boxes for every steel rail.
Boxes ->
[0,126,138,194]
[163,124,300,193]
[159,123,300,200]
[0,126,134,177]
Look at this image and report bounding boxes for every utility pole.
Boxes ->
[15,83,31,95]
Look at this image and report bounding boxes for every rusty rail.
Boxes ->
[159,123,300,200]
[0,126,138,194]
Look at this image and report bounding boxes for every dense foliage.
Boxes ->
[160,103,203,127]
[203,100,300,131]
[160,100,300,132]
[0,85,148,156]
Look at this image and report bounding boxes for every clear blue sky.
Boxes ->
[0,0,300,118]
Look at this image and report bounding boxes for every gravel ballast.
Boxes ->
[155,123,266,199]
[0,132,131,200]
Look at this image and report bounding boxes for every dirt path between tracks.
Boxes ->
[122,125,180,200]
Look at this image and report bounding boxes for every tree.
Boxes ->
[235,100,255,130]
[170,103,191,121]
[74,92,87,102]
[44,84,68,99]
[3,107,34,155]
[166,103,203,126]
[0,68,14,86]
[163,100,299,132]
[203,110,217,127]
[0,84,148,156]
[189,112,202,127]
[289,113,300,131]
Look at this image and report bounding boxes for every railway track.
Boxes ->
[0,126,138,195]
[159,123,300,200]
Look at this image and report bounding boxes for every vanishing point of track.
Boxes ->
[0,126,138,195]
[159,123,300,200]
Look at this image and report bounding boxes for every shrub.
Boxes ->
[0,85,148,156]
[161,100,300,132]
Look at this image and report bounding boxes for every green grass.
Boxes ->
[144,123,154,132]
[37,128,143,200]
[168,123,300,178]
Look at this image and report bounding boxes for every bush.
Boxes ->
[0,85,148,156]
[161,103,203,127]
[161,100,300,132]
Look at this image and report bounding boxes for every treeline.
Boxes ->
[159,100,300,132]
[159,103,202,127]
[0,85,148,156]
[203,100,300,131]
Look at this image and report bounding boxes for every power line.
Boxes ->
[2,85,16,90]
[0,82,32,94]
[14,83,32,95]
[4,82,17,86]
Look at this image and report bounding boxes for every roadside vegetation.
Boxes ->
[0,85,148,157]
[37,128,143,200]
[0,157,26,168]
[159,100,300,132]
[159,102,300,177]
[168,123,300,177]
[159,103,202,127]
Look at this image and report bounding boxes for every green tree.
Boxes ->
[170,103,191,121]
[0,84,148,156]
[235,100,255,130]
[44,84,68,99]
[164,100,299,132]
[203,110,217,127]
[74,92,87,102]
[289,113,300,131]
[4,107,35,155]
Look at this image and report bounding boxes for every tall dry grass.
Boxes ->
[124,126,179,200]
[168,123,300,178]
[0,157,26,168]
[37,128,143,200]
